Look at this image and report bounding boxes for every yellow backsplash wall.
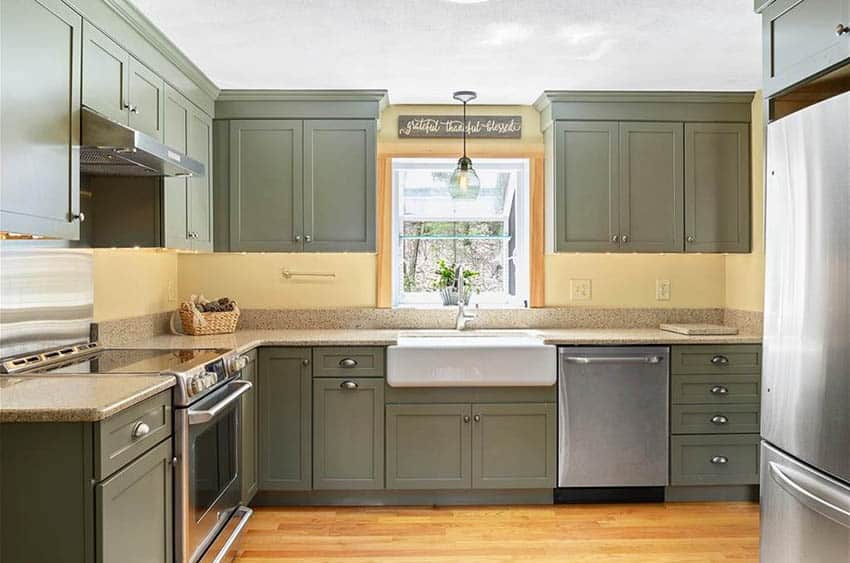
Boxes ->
[92,98,765,317]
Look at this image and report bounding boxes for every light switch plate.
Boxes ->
[656,279,671,301]
[570,279,592,301]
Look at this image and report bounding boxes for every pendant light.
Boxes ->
[448,90,481,200]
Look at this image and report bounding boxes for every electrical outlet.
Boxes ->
[570,279,592,301]
[656,279,671,301]
[167,280,178,302]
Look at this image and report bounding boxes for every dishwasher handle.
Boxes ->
[562,355,663,365]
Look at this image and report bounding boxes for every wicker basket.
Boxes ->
[178,302,240,335]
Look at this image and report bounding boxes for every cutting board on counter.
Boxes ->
[659,323,739,335]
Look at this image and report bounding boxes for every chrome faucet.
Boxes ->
[455,264,476,331]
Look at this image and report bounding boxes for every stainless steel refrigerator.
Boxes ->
[761,90,850,562]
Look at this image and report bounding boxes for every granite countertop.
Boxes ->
[0,374,174,423]
[127,327,762,353]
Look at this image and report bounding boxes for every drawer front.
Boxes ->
[95,391,172,480]
[671,374,761,404]
[312,347,385,378]
[671,345,761,374]
[670,434,760,485]
[671,404,760,434]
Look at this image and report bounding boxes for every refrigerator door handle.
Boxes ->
[769,461,850,528]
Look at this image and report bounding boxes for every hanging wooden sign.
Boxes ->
[397,115,522,139]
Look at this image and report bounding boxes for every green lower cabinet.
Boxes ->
[670,434,760,486]
[313,378,384,490]
[386,403,472,490]
[472,403,556,489]
[96,439,173,563]
[258,347,312,490]
[240,351,258,504]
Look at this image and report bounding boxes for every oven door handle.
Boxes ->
[188,380,252,425]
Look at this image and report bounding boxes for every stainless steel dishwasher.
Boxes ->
[558,346,669,489]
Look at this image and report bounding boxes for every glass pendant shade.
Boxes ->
[448,156,481,199]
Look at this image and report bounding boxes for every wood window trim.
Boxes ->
[376,150,545,308]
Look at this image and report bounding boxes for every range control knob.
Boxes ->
[227,355,248,373]
[189,376,204,396]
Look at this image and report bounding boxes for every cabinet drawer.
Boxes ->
[95,391,172,480]
[670,434,760,485]
[312,347,385,378]
[671,404,760,434]
[671,374,761,404]
[671,345,761,374]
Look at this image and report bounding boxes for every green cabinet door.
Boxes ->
[187,106,213,251]
[619,122,684,252]
[0,0,82,239]
[258,347,312,490]
[471,403,557,489]
[685,123,751,253]
[163,85,191,249]
[303,120,377,252]
[385,403,472,490]
[82,21,129,124]
[229,120,303,251]
[96,439,173,563]
[240,351,258,504]
[554,121,620,252]
[313,378,384,490]
[127,57,164,140]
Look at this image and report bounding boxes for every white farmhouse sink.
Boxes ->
[387,331,557,387]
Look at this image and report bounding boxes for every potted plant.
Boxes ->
[433,259,479,306]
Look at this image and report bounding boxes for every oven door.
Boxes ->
[175,379,252,563]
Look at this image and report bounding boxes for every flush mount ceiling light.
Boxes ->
[448,90,481,200]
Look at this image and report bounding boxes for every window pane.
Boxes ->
[398,164,517,219]
[401,221,507,238]
[401,237,506,294]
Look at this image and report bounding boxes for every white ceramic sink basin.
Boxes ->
[387,331,557,387]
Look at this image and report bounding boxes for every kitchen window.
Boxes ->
[392,157,530,307]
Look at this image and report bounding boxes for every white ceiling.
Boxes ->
[131,0,763,104]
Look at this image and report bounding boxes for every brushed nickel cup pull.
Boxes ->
[339,358,358,368]
[463,415,471,423]
[710,385,729,395]
[132,422,150,438]
[836,23,850,36]
[340,380,358,390]
[711,355,729,365]
[710,455,728,465]
[711,415,728,425]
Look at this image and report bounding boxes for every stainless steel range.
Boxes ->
[1,342,254,563]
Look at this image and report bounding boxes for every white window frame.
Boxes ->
[391,157,530,308]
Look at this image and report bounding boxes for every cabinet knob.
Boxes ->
[710,415,728,425]
[710,455,728,465]
[710,385,729,395]
[687,235,695,243]
[305,235,312,243]
[170,456,179,466]
[123,103,131,110]
[621,234,629,243]
[132,422,150,438]
[339,358,358,368]
[295,235,302,242]
[836,23,850,36]
[711,355,729,365]
[69,212,85,223]
[473,414,481,423]
[463,415,471,423]
[302,359,310,366]
[340,380,358,390]
[611,234,619,243]
[129,105,138,114]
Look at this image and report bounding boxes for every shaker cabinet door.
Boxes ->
[187,106,213,251]
[82,21,129,124]
[162,86,191,249]
[619,122,684,252]
[303,120,377,252]
[685,123,751,253]
[0,0,82,239]
[553,121,620,252]
[229,120,303,251]
[127,56,165,141]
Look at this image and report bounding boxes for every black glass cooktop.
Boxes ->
[31,348,229,375]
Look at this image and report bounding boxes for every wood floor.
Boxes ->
[236,502,760,562]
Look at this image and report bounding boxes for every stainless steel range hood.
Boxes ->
[80,107,205,177]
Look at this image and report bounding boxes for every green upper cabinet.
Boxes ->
[553,121,620,252]
[760,0,850,97]
[0,0,82,239]
[229,120,304,252]
[187,105,213,250]
[685,123,751,253]
[258,347,312,491]
[619,122,684,252]
[303,120,377,251]
[163,86,191,249]
[82,21,128,124]
[82,22,165,140]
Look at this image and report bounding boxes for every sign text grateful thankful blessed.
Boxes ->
[397,115,522,139]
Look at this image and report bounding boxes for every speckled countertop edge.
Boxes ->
[0,375,175,423]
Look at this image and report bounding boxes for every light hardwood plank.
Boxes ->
[236,502,759,562]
